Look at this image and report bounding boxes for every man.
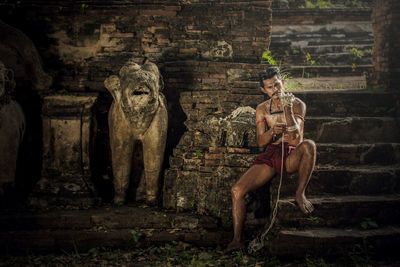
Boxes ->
[225,66,316,252]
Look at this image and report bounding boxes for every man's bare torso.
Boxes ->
[257,97,305,145]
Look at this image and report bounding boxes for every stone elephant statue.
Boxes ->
[104,61,167,205]
[0,20,52,91]
[0,61,25,196]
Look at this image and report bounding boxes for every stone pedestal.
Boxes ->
[30,93,100,209]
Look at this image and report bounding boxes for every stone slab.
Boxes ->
[0,205,219,231]
[272,165,400,196]
[275,195,400,228]
[271,226,400,257]
[304,116,400,143]
[317,143,400,165]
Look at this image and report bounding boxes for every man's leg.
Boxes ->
[285,139,316,214]
[225,164,276,252]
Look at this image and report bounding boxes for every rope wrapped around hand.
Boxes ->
[279,91,295,108]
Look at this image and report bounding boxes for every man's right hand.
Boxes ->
[272,122,286,135]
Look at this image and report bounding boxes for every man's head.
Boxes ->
[258,66,284,100]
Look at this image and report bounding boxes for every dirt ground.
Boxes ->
[1,241,400,267]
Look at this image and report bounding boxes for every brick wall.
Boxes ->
[0,0,272,203]
[370,0,400,90]
[1,0,271,91]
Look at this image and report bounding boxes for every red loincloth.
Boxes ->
[253,143,296,174]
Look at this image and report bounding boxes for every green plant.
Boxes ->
[285,81,305,91]
[190,200,196,209]
[292,49,300,55]
[305,52,319,66]
[194,149,204,157]
[347,239,374,265]
[349,47,364,72]
[305,254,328,266]
[305,0,332,8]
[80,3,88,14]
[261,50,277,66]
[130,229,143,242]
[306,216,321,224]
[366,47,374,56]
[326,147,334,153]
[360,218,378,230]
[261,50,291,80]
[212,209,219,216]
[285,50,290,56]
[350,47,364,61]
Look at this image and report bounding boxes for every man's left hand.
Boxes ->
[279,91,295,108]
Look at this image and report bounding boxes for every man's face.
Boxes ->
[261,75,284,100]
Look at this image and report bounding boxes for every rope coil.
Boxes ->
[248,98,291,253]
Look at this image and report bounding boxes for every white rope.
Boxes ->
[248,117,286,253]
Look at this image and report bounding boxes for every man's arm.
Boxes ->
[256,103,286,147]
[284,98,306,146]
[256,104,275,147]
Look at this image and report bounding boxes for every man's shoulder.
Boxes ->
[256,99,269,111]
[294,97,306,108]
[293,96,306,115]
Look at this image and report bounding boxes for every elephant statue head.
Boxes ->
[104,61,164,129]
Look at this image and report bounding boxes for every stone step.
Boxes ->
[272,9,372,25]
[270,23,373,48]
[0,205,230,254]
[303,44,373,55]
[276,195,400,228]
[0,228,231,254]
[273,165,400,196]
[295,91,399,117]
[286,64,373,77]
[317,143,400,166]
[272,0,374,10]
[0,205,218,231]
[283,52,372,66]
[271,22,373,38]
[232,76,368,91]
[304,116,400,143]
[285,76,367,91]
[270,226,400,258]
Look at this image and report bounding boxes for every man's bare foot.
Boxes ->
[295,193,314,214]
[224,240,245,254]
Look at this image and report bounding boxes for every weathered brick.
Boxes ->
[204,153,223,160]
[227,148,251,153]
[204,159,221,166]
[209,147,227,153]
[140,10,177,16]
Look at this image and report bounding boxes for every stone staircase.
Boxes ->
[263,9,400,258]
[265,90,400,257]
[269,6,374,91]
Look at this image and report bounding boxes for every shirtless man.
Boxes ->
[225,66,316,252]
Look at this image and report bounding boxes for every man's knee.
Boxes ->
[301,139,316,155]
[231,184,244,200]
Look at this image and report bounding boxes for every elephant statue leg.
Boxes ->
[142,104,168,204]
[109,105,134,204]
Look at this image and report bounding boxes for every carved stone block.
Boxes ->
[30,93,99,209]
